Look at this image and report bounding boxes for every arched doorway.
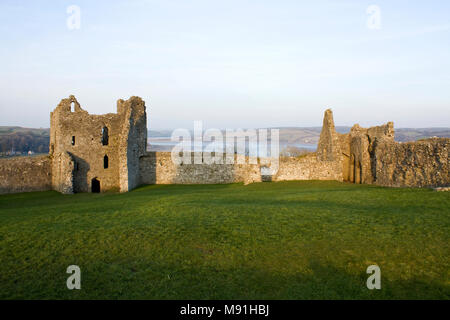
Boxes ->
[355,161,362,184]
[342,153,350,182]
[91,178,100,193]
[350,154,355,183]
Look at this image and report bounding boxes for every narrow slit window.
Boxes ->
[104,155,109,169]
[102,127,109,145]
[70,102,75,112]
[71,136,75,146]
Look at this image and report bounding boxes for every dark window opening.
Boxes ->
[71,136,75,146]
[91,178,100,193]
[104,155,109,169]
[102,127,109,145]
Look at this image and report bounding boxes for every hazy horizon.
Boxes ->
[2,124,450,132]
[1,0,449,129]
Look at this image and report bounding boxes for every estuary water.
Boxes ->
[148,137,317,153]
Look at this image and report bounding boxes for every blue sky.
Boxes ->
[0,0,449,129]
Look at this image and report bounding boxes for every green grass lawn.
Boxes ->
[0,181,448,299]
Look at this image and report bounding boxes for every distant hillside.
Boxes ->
[148,129,174,137]
[395,128,450,142]
[0,127,49,155]
[269,127,450,144]
[148,127,350,145]
[0,126,448,156]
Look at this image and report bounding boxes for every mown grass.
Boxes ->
[0,181,448,299]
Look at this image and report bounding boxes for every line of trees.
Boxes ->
[0,132,49,153]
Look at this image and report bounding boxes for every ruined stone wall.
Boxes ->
[139,152,262,185]
[51,152,74,194]
[373,138,449,188]
[0,155,52,194]
[272,154,343,182]
[348,122,395,184]
[137,110,361,186]
[139,151,343,185]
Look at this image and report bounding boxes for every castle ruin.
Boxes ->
[0,96,448,194]
[50,95,147,194]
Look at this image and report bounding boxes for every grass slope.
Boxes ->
[0,181,448,299]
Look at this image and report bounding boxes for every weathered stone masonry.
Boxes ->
[310,109,448,187]
[373,138,448,187]
[48,95,147,194]
[0,155,52,194]
[0,96,448,194]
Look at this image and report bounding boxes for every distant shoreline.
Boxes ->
[1,126,449,154]
[148,137,317,153]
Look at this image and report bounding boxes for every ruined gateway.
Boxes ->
[0,95,448,194]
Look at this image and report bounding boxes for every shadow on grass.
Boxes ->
[2,258,448,300]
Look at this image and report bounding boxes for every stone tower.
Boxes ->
[317,109,341,161]
[316,109,349,182]
[49,95,147,194]
[315,108,395,184]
